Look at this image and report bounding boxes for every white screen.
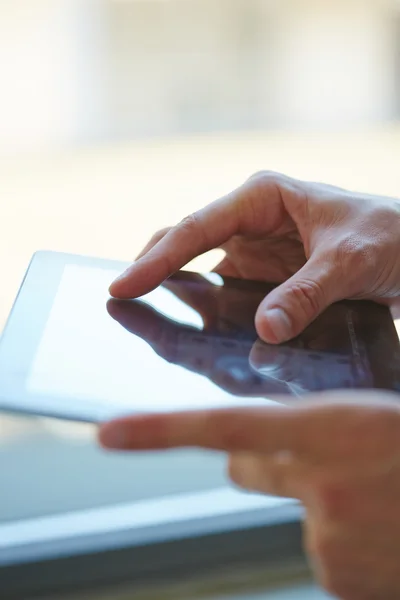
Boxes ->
[27,265,269,418]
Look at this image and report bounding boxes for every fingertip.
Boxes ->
[255,307,292,344]
[98,420,129,450]
[109,260,165,299]
[255,316,278,344]
[99,414,172,450]
[108,281,125,298]
[108,281,118,298]
[109,272,134,299]
[108,283,119,298]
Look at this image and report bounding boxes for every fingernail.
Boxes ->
[100,422,131,449]
[264,308,292,343]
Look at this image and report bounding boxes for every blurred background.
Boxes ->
[2,0,400,151]
[1,1,400,598]
[1,0,400,326]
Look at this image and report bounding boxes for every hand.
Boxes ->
[99,392,400,599]
[109,172,400,344]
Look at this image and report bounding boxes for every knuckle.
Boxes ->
[248,169,277,181]
[335,234,378,280]
[239,171,296,234]
[285,277,325,318]
[247,170,287,188]
[369,203,399,230]
[179,212,201,233]
[178,212,209,248]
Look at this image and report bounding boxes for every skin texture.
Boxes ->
[102,173,400,599]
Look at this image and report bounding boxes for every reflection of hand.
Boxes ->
[249,336,359,394]
[109,173,400,345]
[100,391,400,599]
[107,293,278,398]
[249,340,308,396]
[108,279,362,399]
[160,271,265,337]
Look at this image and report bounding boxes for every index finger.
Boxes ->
[99,405,300,453]
[99,392,400,461]
[109,171,293,299]
[109,194,240,299]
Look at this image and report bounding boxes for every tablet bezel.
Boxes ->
[0,251,132,422]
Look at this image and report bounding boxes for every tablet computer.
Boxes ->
[0,251,399,424]
[1,251,399,597]
[0,254,304,597]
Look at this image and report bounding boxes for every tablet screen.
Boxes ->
[1,252,400,423]
[27,265,276,416]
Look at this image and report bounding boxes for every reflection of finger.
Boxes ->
[163,273,217,327]
[211,364,259,397]
[249,339,286,374]
[135,227,172,261]
[228,451,305,499]
[107,299,165,339]
[106,298,179,362]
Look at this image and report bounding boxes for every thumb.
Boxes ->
[255,258,340,344]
